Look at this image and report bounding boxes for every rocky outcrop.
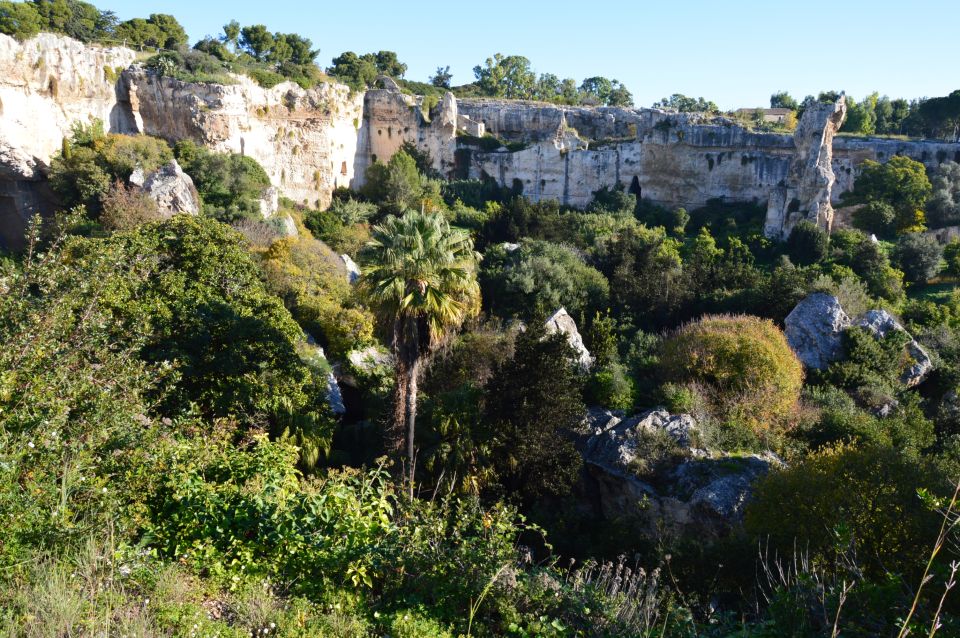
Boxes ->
[544,308,592,369]
[359,88,459,181]
[855,310,933,387]
[135,160,201,216]
[784,293,851,370]
[582,409,699,474]
[341,254,361,283]
[3,33,960,251]
[579,408,781,537]
[785,295,934,386]
[764,97,847,238]
[305,334,346,415]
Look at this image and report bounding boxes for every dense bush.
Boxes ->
[928,161,960,227]
[484,321,585,503]
[786,221,829,265]
[49,124,173,215]
[85,215,328,426]
[851,156,932,232]
[174,140,271,221]
[260,234,374,359]
[659,315,804,434]
[480,239,609,321]
[360,150,432,215]
[894,232,943,284]
[746,444,948,578]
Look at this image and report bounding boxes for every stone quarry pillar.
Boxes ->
[764,96,847,239]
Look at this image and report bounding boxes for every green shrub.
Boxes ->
[89,215,325,424]
[174,140,271,221]
[745,444,948,578]
[659,315,803,433]
[479,239,609,321]
[852,199,897,238]
[248,67,286,88]
[893,232,943,284]
[384,608,453,638]
[852,157,932,232]
[586,361,635,410]
[944,239,960,278]
[786,220,829,265]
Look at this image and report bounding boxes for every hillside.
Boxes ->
[2,8,960,638]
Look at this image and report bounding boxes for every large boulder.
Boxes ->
[669,454,780,520]
[855,310,933,387]
[784,293,851,369]
[578,408,781,537]
[136,160,201,216]
[341,254,361,283]
[582,408,699,478]
[544,308,592,369]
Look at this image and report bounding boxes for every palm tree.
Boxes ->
[359,210,480,492]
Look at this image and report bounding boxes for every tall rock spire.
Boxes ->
[764,96,847,239]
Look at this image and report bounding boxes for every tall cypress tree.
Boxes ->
[485,320,585,503]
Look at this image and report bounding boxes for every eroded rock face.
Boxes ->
[121,68,364,211]
[855,310,933,387]
[785,293,851,370]
[3,33,959,251]
[764,97,847,238]
[141,160,200,216]
[579,408,781,537]
[544,308,592,369]
[0,33,135,248]
[583,409,699,476]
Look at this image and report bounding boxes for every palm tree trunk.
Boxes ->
[406,358,420,499]
[391,316,423,496]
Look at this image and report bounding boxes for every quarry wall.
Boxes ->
[1,33,960,249]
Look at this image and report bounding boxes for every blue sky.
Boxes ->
[102,0,958,110]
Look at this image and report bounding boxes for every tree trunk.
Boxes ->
[391,315,423,496]
[405,358,420,499]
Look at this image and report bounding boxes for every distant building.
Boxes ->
[735,107,794,124]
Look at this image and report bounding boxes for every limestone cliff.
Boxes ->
[764,96,847,238]
[3,32,960,250]
[0,33,134,246]
[459,100,798,210]
[121,69,364,210]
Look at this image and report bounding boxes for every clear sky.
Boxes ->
[100,0,958,110]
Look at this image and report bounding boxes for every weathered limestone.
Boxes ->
[358,88,458,182]
[3,33,960,250]
[0,33,135,248]
[138,159,201,216]
[579,408,782,537]
[855,310,933,387]
[121,68,364,211]
[785,294,934,387]
[341,254,361,283]
[764,97,847,238]
[544,308,592,369]
[784,293,851,370]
